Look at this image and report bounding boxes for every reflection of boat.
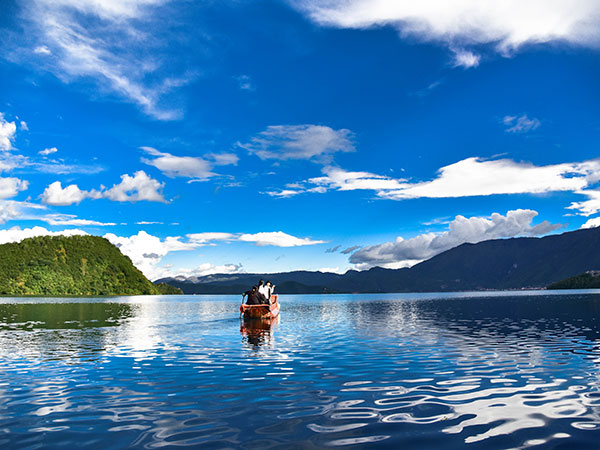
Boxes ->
[240,315,279,347]
[240,294,280,320]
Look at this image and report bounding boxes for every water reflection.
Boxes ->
[0,302,135,330]
[241,316,279,348]
[1,293,600,449]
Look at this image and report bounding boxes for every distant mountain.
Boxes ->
[548,271,600,290]
[0,235,160,296]
[157,227,600,294]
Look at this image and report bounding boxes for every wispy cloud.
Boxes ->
[239,125,355,163]
[42,214,116,227]
[38,147,58,156]
[141,147,214,180]
[341,245,361,254]
[350,209,562,269]
[503,114,541,133]
[293,0,600,66]
[239,231,326,247]
[15,0,192,120]
[274,157,600,216]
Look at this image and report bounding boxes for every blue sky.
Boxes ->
[1,0,600,279]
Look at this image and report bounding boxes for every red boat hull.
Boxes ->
[240,294,280,320]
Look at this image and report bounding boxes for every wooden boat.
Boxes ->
[240,294,280,320]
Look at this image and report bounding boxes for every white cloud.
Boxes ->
[22,0,186,120]
[155,262,245,280]
[39,147,58,156]
[311,166,409,192]
[206,153,239,166]
[136,221,163,225]
[186,232,236,244]
[141,147,214,179]
[294,0,600,64]
[383,158,597,200]
[33,45,51,55]
[0,200,46,224]
[103,171,166,203]
[503,114,541,133]
[104,230,202,279]
[239,231,326,247]
[292,158,600,211]
[0,177,29,199]
[19,121,29,131]
[581,217,600,229]
[41,171,166,205]
[350,209,562,269]
[452,49,480,68]
[40,181,94,206]
[0,226,87,245]
[568,190,600,216]
[239,124,354,162]
[42,214,116,226]
[0,114,17,151]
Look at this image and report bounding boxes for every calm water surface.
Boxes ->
[2,291,600,449]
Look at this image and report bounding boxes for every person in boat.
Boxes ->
[265,281,275,302]
[242,286,263,305]
[257,280,270,304]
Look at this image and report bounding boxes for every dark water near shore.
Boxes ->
[2,291,600,449]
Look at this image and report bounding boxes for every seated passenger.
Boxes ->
[243,286,262,305]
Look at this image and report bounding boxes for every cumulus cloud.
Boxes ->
[19,0,188,120]
[0,114,17,151]
[239,125,354,163]
[503,114,541,133]
[350,209,562,269]
[39,147,58,156]
[0,226,87,245]
[238,231,326,247]
[0,177,29,199]
[581,217,600,229]
[141,147,214,179]
[294,0,600,66]
[41,181,93,205]
[41,171,166,205]
[104,230,201,279]
[103,171,166,203]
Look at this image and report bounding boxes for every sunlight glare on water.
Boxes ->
[1,291,600,448]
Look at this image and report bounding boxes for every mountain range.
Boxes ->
[157,227,600,294]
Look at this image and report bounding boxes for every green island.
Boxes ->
[0,235,181,296]
[548,271,600,290]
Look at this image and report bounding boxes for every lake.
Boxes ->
[2,291,600,449]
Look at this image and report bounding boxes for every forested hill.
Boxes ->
[0,235,160,296]
[157,227,600,293]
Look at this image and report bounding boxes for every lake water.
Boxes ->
[2,291,600,449]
